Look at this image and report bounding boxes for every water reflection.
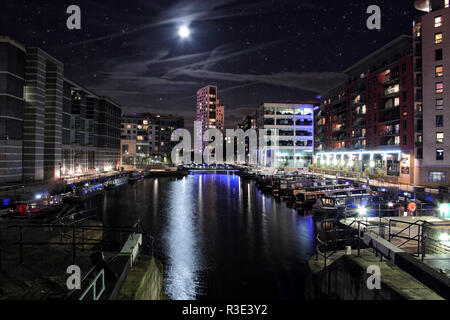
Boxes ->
[164,178,201,300]
[102,174,317,299]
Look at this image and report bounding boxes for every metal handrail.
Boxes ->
[134,219,155,257]
[316,219,369,268]
[78,269,105,300]
[0,221,155,269]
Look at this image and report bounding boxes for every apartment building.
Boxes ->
[120,113,184,166]
[257,102,316,168]
[414,0,450,187]
[0,36,121,184]
[315,35,415,184]
[196,85,225,153]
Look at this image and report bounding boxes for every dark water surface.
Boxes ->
[101,174,317,300]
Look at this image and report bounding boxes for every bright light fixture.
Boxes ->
[358,206,367,217]
[439,203,450,217]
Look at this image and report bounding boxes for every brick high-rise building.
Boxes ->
[196,85,225,153]
[413,0,450,187]
[315,0,450,187]
[315,35,415,184]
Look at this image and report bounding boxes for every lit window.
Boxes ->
[428,171,446,183]
[436,65,444,77]
[143,120,148,125]
[127,124,131,129]
[436,98,444,110]
[446,0,449,8]
[436,149,444,161]
[435,16,443,28]
[436,82,444,94]
[436,132,444,143]
[435,33,443,44]
[137,136,143,141]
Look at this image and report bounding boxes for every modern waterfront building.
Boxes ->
[61,79,121,177]
[120,113,184,166]
[0,36,121,184]
[315,35,415,184]
[257,102,316,168]
[196,85,225,153]
[315,1,450,188]
[413,0,450,187]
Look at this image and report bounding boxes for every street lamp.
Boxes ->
[439,203,450,218]
[358,205,368,225]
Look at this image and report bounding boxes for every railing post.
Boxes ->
[417,224,421,257]
[422,229,426,262]
[72,224,76,264]
[388,220,391,242]
[19,226,23,264]
[357,221,361,257]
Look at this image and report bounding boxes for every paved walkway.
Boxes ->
[340,216,445,254]
[340,216,450,277]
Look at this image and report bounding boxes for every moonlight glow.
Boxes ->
[178,25,190,39]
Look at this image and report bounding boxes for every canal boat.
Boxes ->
[64,183,105,203]
[310,191,395,220]
[104,176,128,190]
[128,172,144,183]
[8,195,65,219]
[292,187,367,211]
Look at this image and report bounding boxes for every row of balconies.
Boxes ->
[263,119,313,126]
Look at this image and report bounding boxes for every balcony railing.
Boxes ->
[380,130,400,136]
[382,75,399,85]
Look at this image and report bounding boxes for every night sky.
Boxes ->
[1,0,417,129]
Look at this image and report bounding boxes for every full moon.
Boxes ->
[178,25,190,39]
